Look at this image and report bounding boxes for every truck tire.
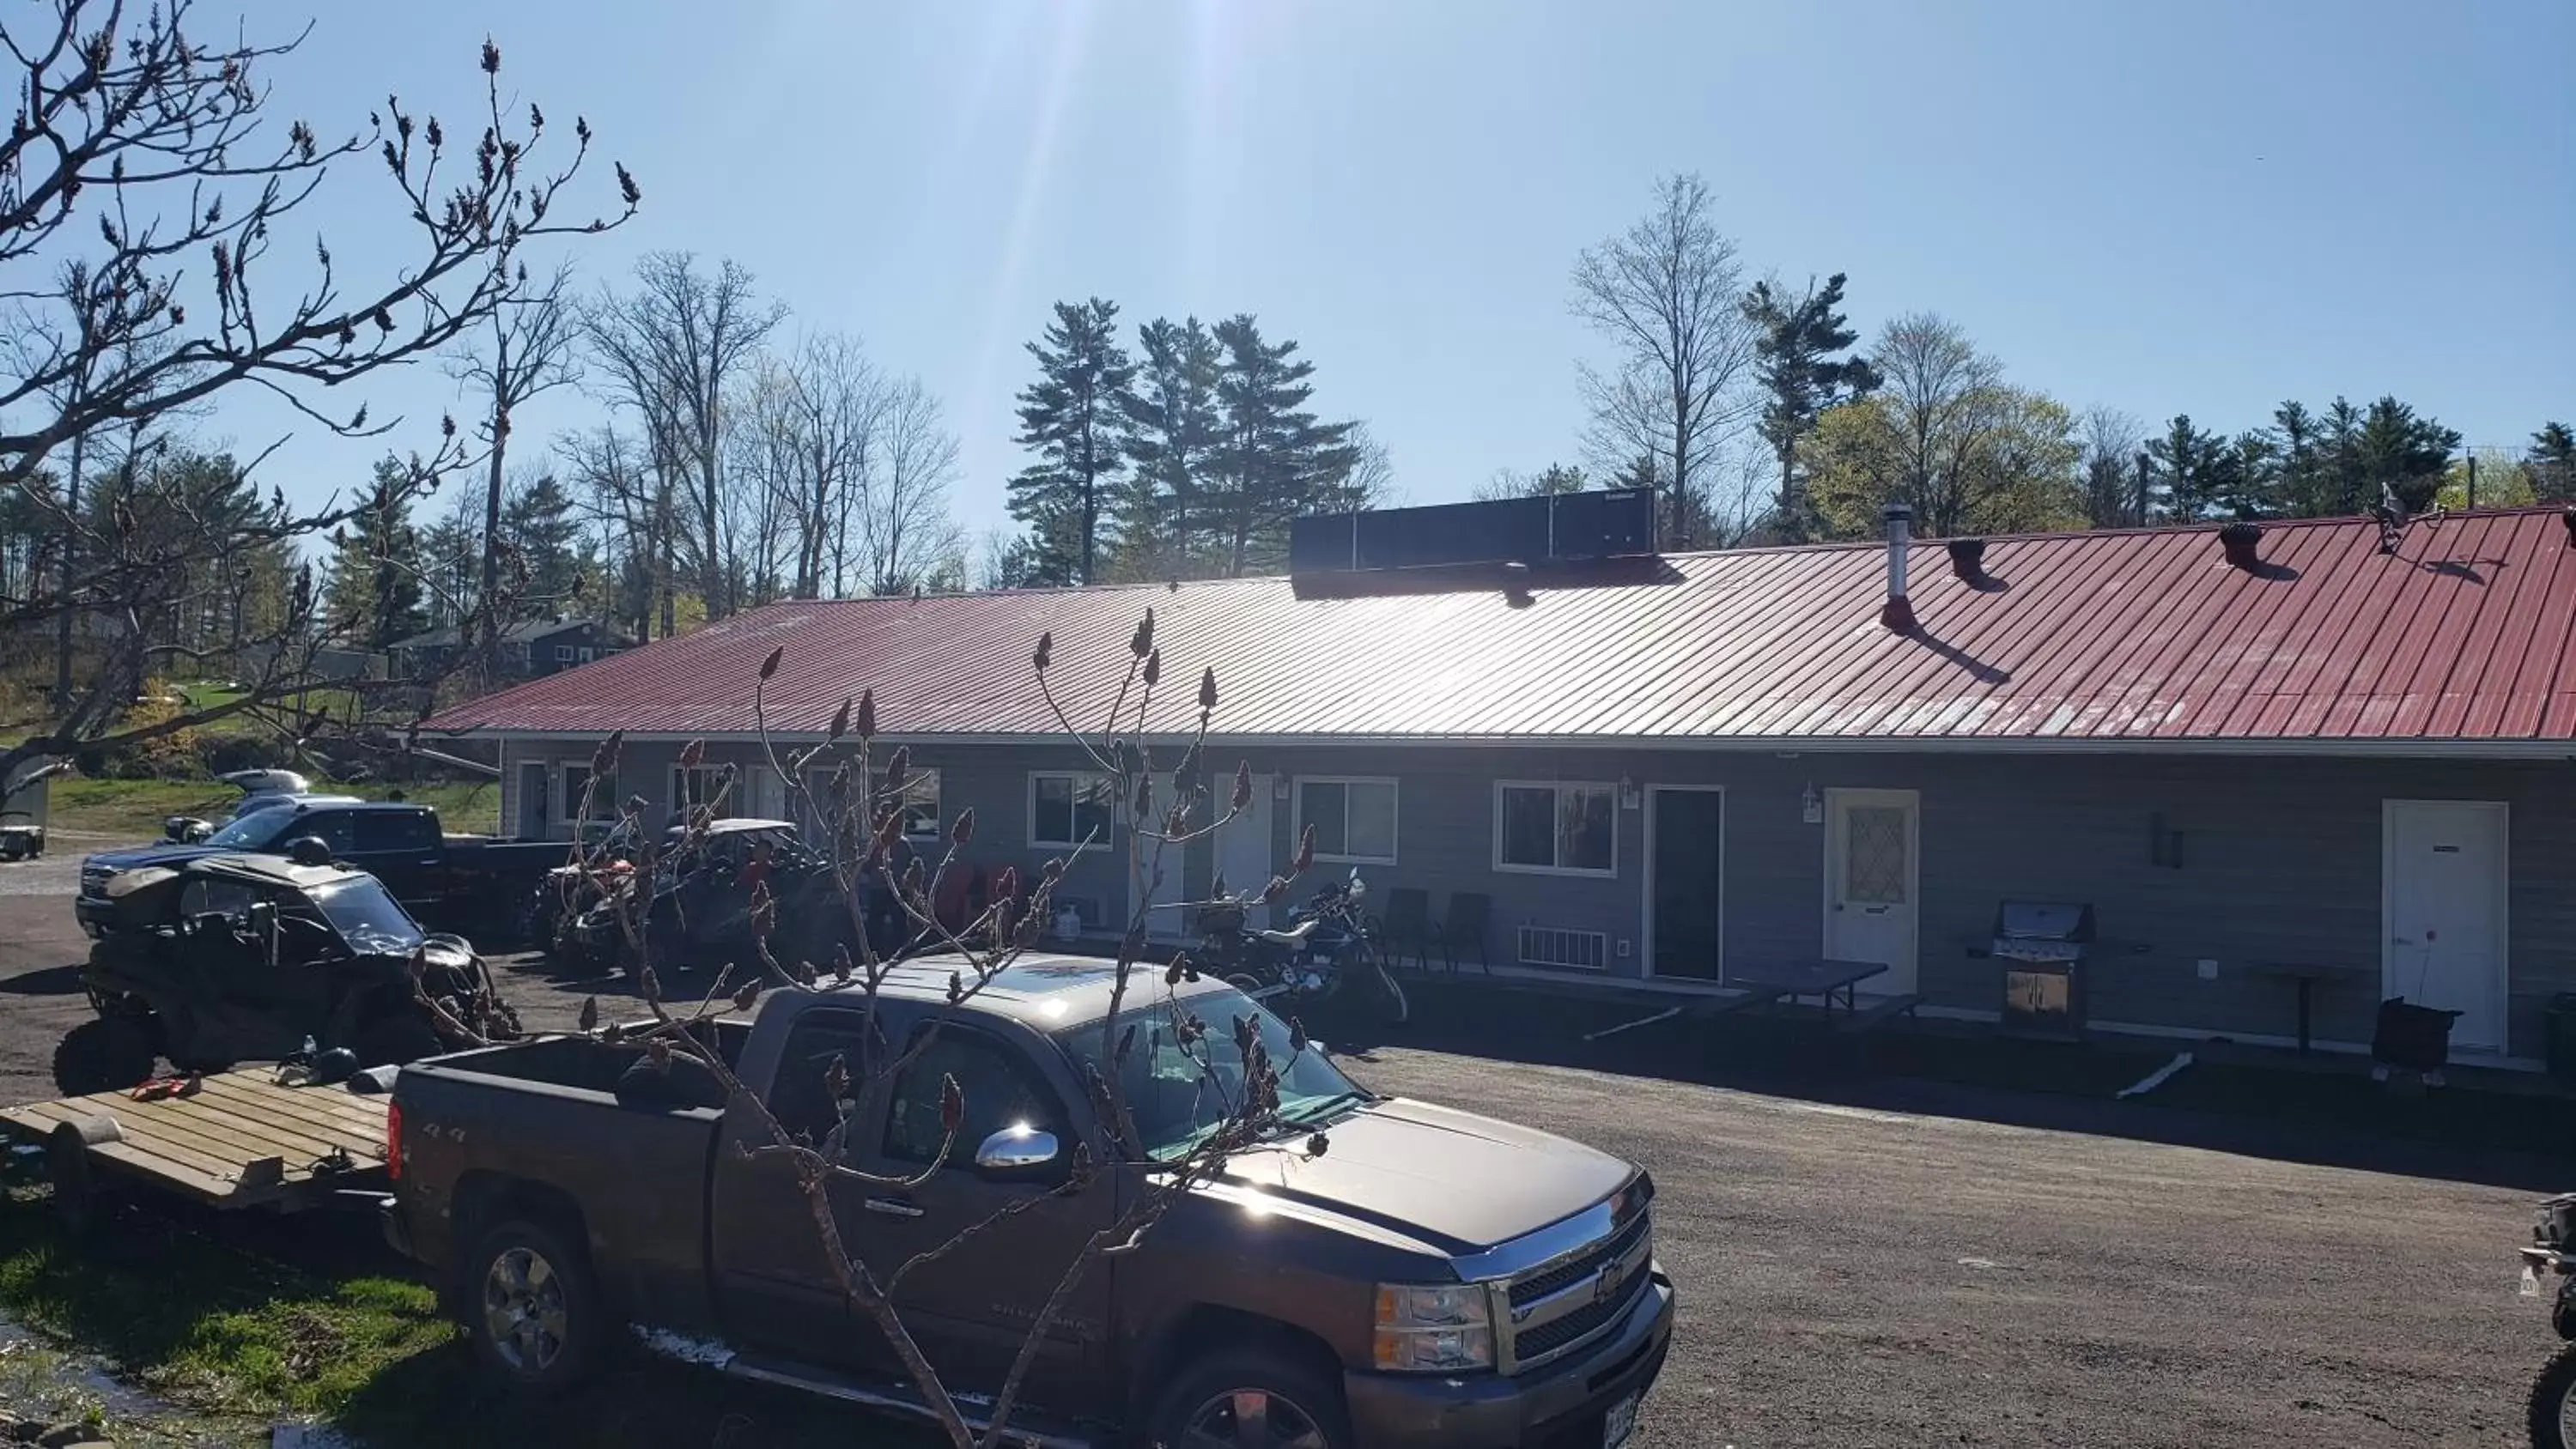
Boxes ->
[465,1217,602,1395]
[1146,1347,1352,1449]
[2532,1342,2576,1448]
[52,1016,158,1096]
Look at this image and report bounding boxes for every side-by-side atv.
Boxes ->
[56,847,520,1095]
[558,819,870,978]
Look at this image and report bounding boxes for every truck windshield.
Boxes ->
[204,812,290,849]
[1063,989,1366,1162]
[307,876,422,955]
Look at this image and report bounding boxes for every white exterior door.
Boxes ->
[1213,773,1273,931]
[2384,800,2508,1053]
[1825,789,1919,993]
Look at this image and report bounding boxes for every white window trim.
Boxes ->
[1029,770,1115,850]
[1291,775,1400,865]
[670,764,736,821]
[556,758,623,825]
[1492,779,1620,878]
[555,644,574,663]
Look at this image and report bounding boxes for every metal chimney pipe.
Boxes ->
[1880,503,1917,633]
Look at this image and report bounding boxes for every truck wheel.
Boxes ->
[465,1218,601,1395]
[1148,1348,1352,1449]
[2533,1342,2576,1448]
[52,1016,158,1096]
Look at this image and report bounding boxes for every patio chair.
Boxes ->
[1376,887,1435,970]
[1431,892,1492,973]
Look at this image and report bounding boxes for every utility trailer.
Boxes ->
[1,1066,391,1227]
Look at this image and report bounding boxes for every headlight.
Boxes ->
[1372,1282,1493,1373]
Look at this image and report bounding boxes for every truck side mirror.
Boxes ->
[284,836,335,867]
[973,1124,1060,1179]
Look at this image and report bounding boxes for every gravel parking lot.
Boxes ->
[0,863,2557,1447]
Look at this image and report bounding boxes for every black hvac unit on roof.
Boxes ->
[1290,487,1658,577]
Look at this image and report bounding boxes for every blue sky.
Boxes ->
[211,0,2572,544]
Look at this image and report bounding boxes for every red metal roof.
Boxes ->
[426,508,2576,750]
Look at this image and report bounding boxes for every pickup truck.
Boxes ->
[77,801,564,940]
[385,954,1674,1448]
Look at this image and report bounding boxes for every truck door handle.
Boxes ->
[863,1197,923,1219]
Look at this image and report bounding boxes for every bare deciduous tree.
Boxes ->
[0,3,634,776]
[583,253,784,622]
[1571,173,1762,549]
[2080,405,2148,528]
[860,377,964,595]
[451,262,581,679]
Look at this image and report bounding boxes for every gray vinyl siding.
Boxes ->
[485,732,2576,1060]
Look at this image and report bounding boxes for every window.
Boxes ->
[1030,772,1114,848]
[178,876,260,923]
[671,766,735,822]
[576,646,596,664]
[562,763,621,822]
[767,1013,884,1144]
[883,1029,1062,1167]
[352,810,440,854]
[256,809,355,857]
[1066,989,1364,1162]
[1294,778,1398,864]
[887,767,941,840]
[555,645,574,664]
[1495,782,1618,876]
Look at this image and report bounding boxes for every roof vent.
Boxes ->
[1879,504,1916,633]
[1501,559,1534,609]
[2218,522,2263,569]
[1947,537,1987,582]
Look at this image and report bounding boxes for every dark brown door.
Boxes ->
[707,1008,890,1370]
[1651,788,1724,980]
[845,1021,1115,1407]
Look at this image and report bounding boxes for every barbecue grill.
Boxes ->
[1994,900,2096,1039]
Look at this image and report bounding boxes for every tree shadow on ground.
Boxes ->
[1317,977,2576,1194]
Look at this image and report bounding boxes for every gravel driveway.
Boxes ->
[0,878,2555,1446]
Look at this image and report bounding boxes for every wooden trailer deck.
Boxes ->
[1,1068,391,1211]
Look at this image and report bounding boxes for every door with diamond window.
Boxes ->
[1824,790,1919,993]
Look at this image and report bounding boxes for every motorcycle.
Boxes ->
[2518,1191,2576,1446]
[1201,869,1408,1025]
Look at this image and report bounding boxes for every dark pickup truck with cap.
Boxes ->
[77,800,562,940]
[383,955,1673,1448]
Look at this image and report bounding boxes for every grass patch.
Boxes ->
[0,1185,447,1419]
[0,1178,927,1448]
[47,776,502,840]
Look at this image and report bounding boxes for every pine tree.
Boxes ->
[1007,299,1135,585]
[501,473,589,608]
[325,456,428,651]
[2526,421,2574,502]
[1115,316,1224,579]
[1743,273,1880,540]
[2147,415,2234,521]
[1204,315,1360,577]
[2355,396,2460,513]
[2269,401,2324,514]
[2318,397,2367,516]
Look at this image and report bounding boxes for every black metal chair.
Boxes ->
[1431,892,1492,973]
[1376,887,1435,970]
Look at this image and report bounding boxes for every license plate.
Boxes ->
[1603,1391,1639,1449]
[2525,1264,2545,1298]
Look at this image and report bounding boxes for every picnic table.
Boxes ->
[1723,957,1890,1019]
